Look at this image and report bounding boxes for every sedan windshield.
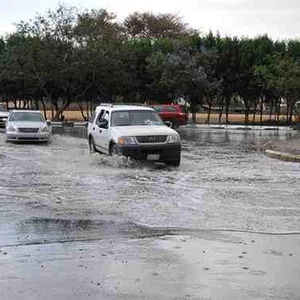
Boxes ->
[111,110,164,126]
[10,112,45,122]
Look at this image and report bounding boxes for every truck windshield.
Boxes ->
[111,110,164,127]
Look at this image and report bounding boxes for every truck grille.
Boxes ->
[136,135,167,144]
[18,128,39,133]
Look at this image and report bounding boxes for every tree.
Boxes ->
[0,4,300,126]
[124,12,195,39]
[74,9,123,44]
[276,57,300,124]
[147,41,221,123]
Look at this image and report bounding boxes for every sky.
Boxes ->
[1,0,300,40]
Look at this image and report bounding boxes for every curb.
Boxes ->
[265,149,300,163]
[185,124,294,131]
[51,122,88,127]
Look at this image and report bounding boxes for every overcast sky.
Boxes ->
[1,0,300,40]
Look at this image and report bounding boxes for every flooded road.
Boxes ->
[1,127,299,246]
[1,126,300,299]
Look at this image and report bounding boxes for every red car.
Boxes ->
[151,104,189,128]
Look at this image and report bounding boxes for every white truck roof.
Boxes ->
[95,104,154,112]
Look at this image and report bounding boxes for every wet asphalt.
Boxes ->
[0,126,300,299]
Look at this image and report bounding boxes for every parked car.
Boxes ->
[6,110,52,142]
[88,104,181,166]
[0,103,9,128]
[151,104,189,128]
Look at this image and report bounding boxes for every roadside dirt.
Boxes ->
[44,110,297,124]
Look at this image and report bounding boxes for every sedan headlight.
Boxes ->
[6,126,16,132]
[168,134,180,143]
[118,136,137,145]
[40,126,50,132]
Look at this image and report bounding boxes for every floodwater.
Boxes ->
[0,126,299,247]
[1,126,300,300]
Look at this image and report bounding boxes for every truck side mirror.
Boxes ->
[99,119,108,128]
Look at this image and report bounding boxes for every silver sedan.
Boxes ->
[6,110,52,142]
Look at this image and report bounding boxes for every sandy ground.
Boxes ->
[45,110,294,124]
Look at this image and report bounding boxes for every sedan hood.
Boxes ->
[112,125,177,136]
[9,121,46,128]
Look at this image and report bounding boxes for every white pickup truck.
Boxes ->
[87,104,181,166]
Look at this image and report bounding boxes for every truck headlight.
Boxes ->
[118,136,136,145]
[168,134,180,143]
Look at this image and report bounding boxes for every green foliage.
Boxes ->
[0,4,300,124]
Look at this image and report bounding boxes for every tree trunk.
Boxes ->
[40,98,47,119]
[190,97,198,123]
[225,95,231,124]
[205,95,214,124]
[286,99,290,125]
[23,99,29,109]
[252,105,256,124]
[91,99,96,114]
[191,103,197,123]
[260,97,263,125]
[54,102,70,121]
[207,106,211,124]
[245,112,249,124]
[218,96,224,124]
[3,95,9,109]
[86,101,90,120]
[35,99,39,110]
[53,102,59,120]
[276,100,281,122]
[252,97,259,124]
[288,101,294,124]
[244,96,250,124]
[78,101,87,121]
[268,96,274,121]
[192,112,196,123]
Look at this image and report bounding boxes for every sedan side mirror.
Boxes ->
[46,120,52,126]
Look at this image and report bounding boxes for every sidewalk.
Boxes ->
[259,138,300,162]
